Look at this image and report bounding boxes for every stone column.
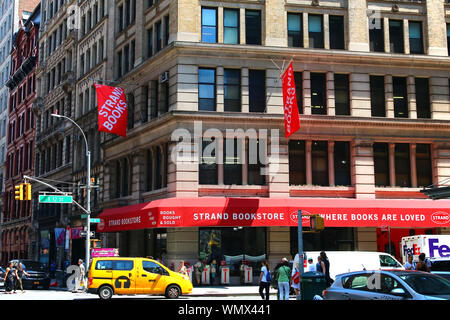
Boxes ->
[306,140,312,185]
[407,76,417,119]
[266,68,283,114]
[216,67,224,112]
[385,75,394,118]
[303,13,309,48]
[328,141,335,186]
[268,138,289,198]
[241,68,249,113]
[324,14,330,50]
[383,18,390,53]
[265,0,286,47]
[327,72,335,116]
[403,19,410,55]
[434,144,450,187]
[430,77,450,120]
[350,73,371,117]
[389,143,396,187]
[425,0,448,56]
[169,0,200,42]
[347,0,370,52]
[352,140,375,199]
[303,71,311,115]
[410,144,417,188]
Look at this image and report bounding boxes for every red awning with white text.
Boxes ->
[96,197,450,232]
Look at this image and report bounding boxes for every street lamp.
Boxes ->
[51,113,91,274]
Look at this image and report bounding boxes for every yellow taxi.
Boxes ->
[87,257,193,299]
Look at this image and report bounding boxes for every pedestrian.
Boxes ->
[307,258,317,272]
[258,259,271,300]
[319,251,332,287]
[277,258,291,300]
[4,262,18,294]
[415,253,430,272]
[316,256,322,273]
[16,262,30,293]
[178,260,188,276]
[291,261,300,296]
[194,259,202,286]
[74,259,85,292]
[210,260,217,285]
[404,254,416,270]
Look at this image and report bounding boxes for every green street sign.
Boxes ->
[90,218,101,223]
[39,195,73,204]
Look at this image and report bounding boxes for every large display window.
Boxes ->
[199,227,266,276]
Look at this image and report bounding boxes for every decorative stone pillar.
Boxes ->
[425,0,448,56]
[347,0,370,52]
[328,141,335,187]
[408,76,417,119]
[352,140,375,199]
[265,0,287,47]
[389,143,396,187]
[306,140,312,185]
[410,144,417,188]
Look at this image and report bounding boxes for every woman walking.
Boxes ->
[277,258,291,300]
[3,262,18,294]
[320,251,332,287]
[16,262,30,293]
[258,259,271,300]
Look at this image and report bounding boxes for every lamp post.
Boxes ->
[51,113,91,273]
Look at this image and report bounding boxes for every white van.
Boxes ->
[294,251,404,281]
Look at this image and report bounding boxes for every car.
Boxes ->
[322,270,450,300]
[430,259,450,282]
[11,260,51,290]
[0,267,5,289]
[87,257,193,300]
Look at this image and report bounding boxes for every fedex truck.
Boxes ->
[401,235,450,264]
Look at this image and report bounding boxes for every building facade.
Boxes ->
[2,2,39,264]
[94,0,450,284]
[32,0,76,267]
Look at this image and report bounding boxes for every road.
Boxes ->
[0,289,266,300]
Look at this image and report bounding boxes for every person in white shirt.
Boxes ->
[307,258,317,272]
[404,254,416,271]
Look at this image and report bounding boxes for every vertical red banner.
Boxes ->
[95,84,128,138]
[282,62,300,138]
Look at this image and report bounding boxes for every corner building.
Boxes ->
[98,0,450,284]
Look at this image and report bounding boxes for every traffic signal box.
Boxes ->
[14,183,32,201]
[310,215,325,232]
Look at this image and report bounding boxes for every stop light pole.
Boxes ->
[297,209,304,300]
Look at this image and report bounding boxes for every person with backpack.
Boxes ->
[277,258,291,300]
[258,259,271,300]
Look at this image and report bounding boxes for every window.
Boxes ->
[312,141,328,186]
[379,255,402,268]
[334,74,350,115]
[409,21,423,54]
[310,73,327,115]
[334,141,351,186]
[156,21,162,52]
[447,24,450,56]
[416,144,432,187]
[289,140,306,186]
[373,143,389,187]
[329,15,345,50]
[202,7,217,43]
[294,72,303,114]
[224,138,242,185]
[309,15,324,49]
[198,68,216,111]
[415,78,430,119]
[117,51,123,78]
[224,9,239,44]
[370,76,386,117]
[389,20,404,54]
[164,15,170,46]
[248,139,266,185]
[395,143,411,187]
[287,13,302,48]
[113,260,134,271]
[224,69,241,112]
[118,4,123,32]
[151,80,159,118]
[245,10,261,45]
[393,77,408,118]
[145,149,153,191]
[147,28,153,57]
[142,261,166,275]
[249,70,265,112]
[95,260,113,270]
[199,139,218,185]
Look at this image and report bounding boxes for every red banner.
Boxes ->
[97,197,450,232]
[95,84,128,138]
[282,62,300,137]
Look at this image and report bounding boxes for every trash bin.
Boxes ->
[300,272,327,300]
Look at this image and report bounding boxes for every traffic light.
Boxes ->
[23,183,32,200]
[14,184,24,200]
[310,215,325,231]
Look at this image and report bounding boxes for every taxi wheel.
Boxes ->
[98,285,114,300]
[165,285,181,299]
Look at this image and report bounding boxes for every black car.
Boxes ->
[430,259,450,282]
[11,260,51,290]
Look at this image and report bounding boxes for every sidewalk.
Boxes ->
[190,285,277,297]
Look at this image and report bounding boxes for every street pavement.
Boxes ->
[0,286,280,300]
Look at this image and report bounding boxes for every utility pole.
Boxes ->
[297,209,304,300]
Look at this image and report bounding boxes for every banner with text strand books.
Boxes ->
[282,61,300,138]
[95,84,128,138]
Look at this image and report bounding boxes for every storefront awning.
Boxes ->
[96,197,450,232]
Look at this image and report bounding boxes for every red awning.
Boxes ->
[96,197,450,232]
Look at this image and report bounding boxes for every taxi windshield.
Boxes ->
[399,273,450,296]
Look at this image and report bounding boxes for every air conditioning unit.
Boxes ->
[160,71,169,83]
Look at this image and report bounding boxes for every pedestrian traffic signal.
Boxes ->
[310,215,325,231]
[14,184,24,200]
[23,183,32,200]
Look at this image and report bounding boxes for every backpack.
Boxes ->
[265,268,272,283]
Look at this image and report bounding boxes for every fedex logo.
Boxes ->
[429,239,450,258]
[403,243,421,258]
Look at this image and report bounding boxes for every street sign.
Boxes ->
[90,218,101,223]
[80,231,95,237]
[39,195,73,203]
